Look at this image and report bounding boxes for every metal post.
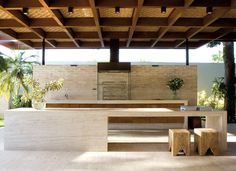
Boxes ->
[185,38,189,66]
[42,38,45,65]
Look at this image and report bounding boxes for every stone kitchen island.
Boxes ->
[4,108,227,152]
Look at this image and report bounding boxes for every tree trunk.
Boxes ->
[223,42,235,123]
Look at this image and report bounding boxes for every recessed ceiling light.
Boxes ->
[68,7,74,14]
[206,7,213,15]
[161,6,166,14]
[115,6,120,13]
[22,8,28,15]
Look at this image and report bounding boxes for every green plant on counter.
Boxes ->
[21,75,64,103]
[167,77,184,98]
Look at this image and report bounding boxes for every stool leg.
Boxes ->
[168,132,172,152]
[210,145,220,156]
[194,134,199,153]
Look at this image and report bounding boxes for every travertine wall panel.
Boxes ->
[33,65,97,100]
[130,65,197,105]
[33,65,197,105]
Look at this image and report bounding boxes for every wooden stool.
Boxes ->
[194,128,220,156]
[169,129,190,156]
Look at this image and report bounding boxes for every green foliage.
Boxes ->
[207,41,221,48]
[12,94,31,108]
[21,76,64,102]
[211,77,226,99]
[0,51,39,103]
[198,90,224,109]
[167,77,184,93]
[198,77,226,109]
[211,50,223,63]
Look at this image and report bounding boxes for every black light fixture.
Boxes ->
[22,8,28,15]
[206,6,213,15]
[68,7,74,14]
[115,6,120,13]
[161,6,166,14]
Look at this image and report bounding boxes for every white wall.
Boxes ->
[197,63,225,94]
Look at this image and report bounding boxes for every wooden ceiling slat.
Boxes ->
[100,18,131,26]
[126,0,144,47]
[0,0,235,49]
[65,18,95,27]
[88,0,104,47]
[96,0,137,8]
[151,0,194,47]
[38,0,80,47]
[0,7,56,48]
[17,32,39,40]
[49,0,90,8]
[144,0,184,7]
[175,6,231,47]
[0,19,23,27]
[103,32,128,39]
[3,0,42,8]
[190,0,231,7]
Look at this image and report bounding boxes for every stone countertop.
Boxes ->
[46,100,188,105]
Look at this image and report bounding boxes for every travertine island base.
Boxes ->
[4,108,227,152]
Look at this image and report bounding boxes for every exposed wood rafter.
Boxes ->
[175,6,231,47]
[88,0,104,47]
[38,0,80,47]
[0,5,56,48]
[126,0,144,47]
[151,0,194,47]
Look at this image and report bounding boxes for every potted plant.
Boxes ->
[22,75,64,110]
[167,77,184,99]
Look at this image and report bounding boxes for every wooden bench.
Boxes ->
[194,128,220,156]
[169,129,190,156]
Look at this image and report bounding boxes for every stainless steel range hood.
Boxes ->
[98,39,131,72]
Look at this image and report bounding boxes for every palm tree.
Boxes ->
[0,51,39,107]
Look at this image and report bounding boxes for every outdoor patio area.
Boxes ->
[0,124,236,171]
[0,0,236,170]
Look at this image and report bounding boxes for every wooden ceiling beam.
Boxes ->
[1,0,231,9]
[95,0,137,8]
[103,32,128,39]
[0,4,57,48]
[38,0,80,47]
[65,18,95,27]
[210,18,236,27]
[151,0,194,47]
[1,0,42,9]
[190,0,231,7]
[49,0,90,8]
[0,19,24,27]
[7,10,29,26]
[0,18,232,28]
[192,28,234,40]
[126,0,144,47]
[144,0,185,7]
[137,18,167,26]
[175,6,230,47]
[0,29,33,48]
[100,18,131,27]
[88,0,104,47]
